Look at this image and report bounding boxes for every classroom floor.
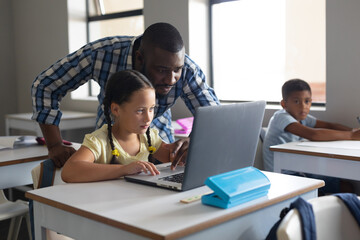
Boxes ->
[0,188,31,240]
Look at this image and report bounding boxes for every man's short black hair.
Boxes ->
[282,79,311,100]
[140,22,184,53]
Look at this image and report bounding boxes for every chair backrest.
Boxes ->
[253,127,267,170]
[277,195,360,240]
[31,160,65,189]
[0,190,9,204]
[31,165,41,189]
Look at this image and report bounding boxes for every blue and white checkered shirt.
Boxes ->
[31,36,219,143]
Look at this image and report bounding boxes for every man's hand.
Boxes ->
[48,143,76,168]
[168,138,189,170]
[40,123,76,168]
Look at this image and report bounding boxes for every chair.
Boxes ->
[31,161,66,190]
[254,127,267,170]
[0,190,31,240]
[277,195,360,240]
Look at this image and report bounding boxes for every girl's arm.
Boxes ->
[61,146,159,183]
[285,122,360,141]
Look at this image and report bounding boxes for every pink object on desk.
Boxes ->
[174,117,194,135]
[36,137,72,146]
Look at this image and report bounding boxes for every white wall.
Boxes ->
[323,0,360,127]
[144,0,189,51]
[12,0,69,114]
[0,0,17,135]
[1,0,360,136]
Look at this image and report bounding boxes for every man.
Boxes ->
[31,22,219,168]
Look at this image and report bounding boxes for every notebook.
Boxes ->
[124,100,266,191]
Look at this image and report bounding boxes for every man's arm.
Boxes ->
[181,56,220,114]
[31,44,95,167]
[40,124,76,168]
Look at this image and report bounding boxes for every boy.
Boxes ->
[263,79,360,192]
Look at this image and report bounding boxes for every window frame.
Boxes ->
[85,0,144,97]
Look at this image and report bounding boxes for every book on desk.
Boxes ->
[174,117,194,135]
[0,136,39,150]
[0,136,72,150]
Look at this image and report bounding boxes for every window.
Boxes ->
[87,0,144,42]
[71,0,144,99]
[210,0,326,104]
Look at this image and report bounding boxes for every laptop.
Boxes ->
[124,100,266,191]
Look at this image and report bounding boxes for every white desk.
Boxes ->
[26,172,324,240]
[0,137,81,189]
[0,141,49,189]
[5,111,96,136]
[271,141,360,181]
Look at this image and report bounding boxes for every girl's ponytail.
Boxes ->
[104,99,120,164]
[146,127,156,154]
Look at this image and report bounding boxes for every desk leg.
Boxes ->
[5,117,10,136]
[8,189,14,201]
[273,152,282,173]
[33,201,48,240]
[36,124,43,137]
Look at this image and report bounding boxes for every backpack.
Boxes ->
[265,193,360,240]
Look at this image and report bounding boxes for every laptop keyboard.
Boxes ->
[160,172,184,183]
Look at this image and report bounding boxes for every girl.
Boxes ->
[61,70,179,183]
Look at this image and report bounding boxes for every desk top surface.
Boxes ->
[26,171,323,240]
[0,137,81,166]
[270,141,360,161]
[0,144,48,166]
[6,111,96,121]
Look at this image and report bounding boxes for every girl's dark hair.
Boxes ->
[282,79,311,100]
[103,70,154,164]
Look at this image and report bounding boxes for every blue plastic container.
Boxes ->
[201,166,271,209]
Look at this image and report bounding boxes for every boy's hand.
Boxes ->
[351,129,360,140]
[124,161,160,176]
[167,138,189,170]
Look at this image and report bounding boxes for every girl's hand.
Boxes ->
[123,161,160,176]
